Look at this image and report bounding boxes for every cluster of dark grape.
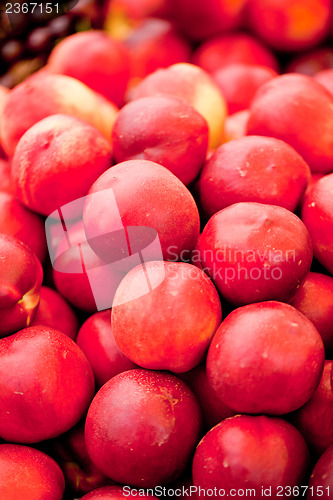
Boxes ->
[0,0,106,87]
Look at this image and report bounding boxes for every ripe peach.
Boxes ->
[168,0,246,40]
[124,19,191,82]
[212,64,277,114]
[112,261,222,372]
[112,95,208,185]
[0,325,95,443]
[247,74,333,174]
[1,73,118,157]
[47,31,131,107]
[192,33,278,73]
[12,114,112,217]
[196,202,313,306]
[0,191,46,261]
[314,68,333,95]
[193,415,310,497]
[308,445,333,494]
[180,364,235,430]
[292,361,333,456]
[85,369,202,487]
[290,273,333,353]
[286,47,333,75]
[247,0,331,52]
[224,109,249,142]
[0,233,43,338]
[83,160,200,262]
[207,301,324,415]
[198,136,311,218]
[76,310,137,387]
[31,286,79,340]
[0,444,65,500]
[0,158,13,194]
[52,422,111,496]
[129,62,227,149]
[52,221,124,312]
[301,173,333,275]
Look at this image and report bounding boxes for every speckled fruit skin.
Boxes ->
[76,310,137,387]
[290,272,333,352]
[292,361,333,456]
[47,30,130,107]
[0,444,65,500]
[196,202,313,306]
[198,136,311,218]
[83,160,200,262]
[192,33,278,73]
[247,74,333,174]
[301,173,333,275]
[85,369,202,487]
[11,114,112,218]
[31,286,79,340]
[112,261,222,372]
[129,63,226,149]
[206,301,325,415]
[0,233,43,338]
[247,0,331,52]
[0,326,95,443]
[212,64,277,114]
[193,415,310,499]
[1,73,118,157]
[0,191,46,262]
[81,485,158,499]
[112,95,208,186]
[308,445,333,495]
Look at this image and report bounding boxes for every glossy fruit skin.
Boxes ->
[308,445,333,495]
[207,301,324,415]
[83,160,200,262]
[12,114,112,217]
[212,64,277,114]
[129,62,227,150]
[290,272,333,352]
[0,233,43,338]
[1,73,118,157]
[0,191,46,261]
[112,261,222,373]
[31,286,79,340]
[198,136,311,218]
[85,369,202,487]
[192,415,310,498]
[52,421,111,496]
[0,444,65,500]
[292,361,333,456]
[48,30,131,107]
[301,174,333,275]
[247,74,333,174]
[112,95,209,186]
[196,202,313,306]
[192,33,279,73]
[76,310,137,387]
[0,326,95,443]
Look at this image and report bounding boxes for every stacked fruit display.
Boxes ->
[1,0,333,498]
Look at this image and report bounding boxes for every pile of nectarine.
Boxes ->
[2,0,333,498]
